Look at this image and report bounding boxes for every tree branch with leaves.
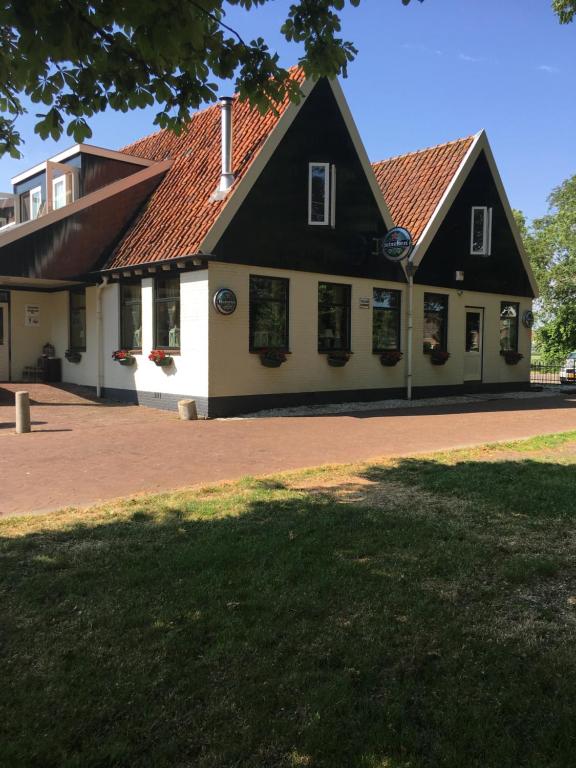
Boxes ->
[0,0,407,158]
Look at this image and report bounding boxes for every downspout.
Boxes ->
[96,276,109,398]
[406,257,415,401]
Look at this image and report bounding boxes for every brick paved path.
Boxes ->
[1,384,576,517]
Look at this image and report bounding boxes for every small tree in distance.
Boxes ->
[515,175,576,362]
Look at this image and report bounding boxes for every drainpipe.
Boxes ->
[406,258,415,401]
[96,276,109,398]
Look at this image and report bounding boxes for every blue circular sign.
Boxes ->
[213,288,237,315]
[381,227,413,262]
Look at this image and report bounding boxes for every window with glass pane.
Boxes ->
[309,163,329,224]
[500,302,519,352]
[372,288,401,352]
[423,293,448,352]
[154,277,180,349]
[30,187,42,220]
[470,206,492,255]
[249,276,289,351]
[69,288,86,351]
[120,283,142,349]
[20,192,30,222]
[318,282,351,352]
[465,312,481,352]
[53,176,66,210]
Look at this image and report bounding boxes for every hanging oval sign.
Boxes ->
[213,288,237,315]
[522,309,535,329]
[380,227,413,262]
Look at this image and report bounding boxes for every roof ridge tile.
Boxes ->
[372,133,477,167]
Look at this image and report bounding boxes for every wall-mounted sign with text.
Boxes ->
[380,227,413,262]
[213,288,237,315]
[24,304,40,327]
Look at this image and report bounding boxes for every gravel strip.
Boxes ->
[228,388,566,420]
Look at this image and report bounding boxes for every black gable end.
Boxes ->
[212,78,404,283]
[415,152,534,297]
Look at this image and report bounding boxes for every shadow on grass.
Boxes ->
[360,455,574,519]
[1,458,576,768]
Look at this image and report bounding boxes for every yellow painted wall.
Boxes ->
[208,263,532,398]
[209,263,404,398]
[9,291,63,379]
[412,284,532,387]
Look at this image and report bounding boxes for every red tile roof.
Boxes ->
[106,69,306,269]
[372,135,475,242]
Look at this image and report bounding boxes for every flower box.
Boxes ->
[501,350,523,365]
[429,349,450,366]
[149,350,173,367]
[379,350,403,367]
[259,349,287,368]
[261,358,282,368]
[327,351,351,367]
[112,350,135,366]
[65,350,82,364]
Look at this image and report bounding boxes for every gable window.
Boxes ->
[318,282,351,352]
[69,287,86,351]
[500,302,519,352]
[30,186,42,220]
[470,206,492,256]
[154,276,180,349]
[249,275,289,351]
[52,175,67,210]
[309,163,336,226]
[423,293,448,352]
[120,282,142,350]
[372,288,401,352]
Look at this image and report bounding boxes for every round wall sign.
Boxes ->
[380,227,413,262]
[522,309,535,329]
[213,288,237,315]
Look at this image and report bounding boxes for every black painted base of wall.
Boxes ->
[101,387,209,418]
[412,381,532,399]
[207,380,532,418]
[99,381,532,419]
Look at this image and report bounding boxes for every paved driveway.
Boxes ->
[2,384,576,517]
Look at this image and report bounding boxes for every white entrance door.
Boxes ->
[464,307,483,382]
[0,302,9,381]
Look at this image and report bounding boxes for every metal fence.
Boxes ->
[530,362,576,386]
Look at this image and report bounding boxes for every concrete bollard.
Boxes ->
[178,399,198,421]
[15,391,31,434]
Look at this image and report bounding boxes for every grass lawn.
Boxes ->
[2,432,576,767]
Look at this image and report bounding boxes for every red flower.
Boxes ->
[112,349,131,360]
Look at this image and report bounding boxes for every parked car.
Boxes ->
[560,351,576,384]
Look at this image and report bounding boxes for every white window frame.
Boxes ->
[308,162,330,226]
[470,206,492,256]
[30,186,42,220]
[330,164,336,228]
[52,174,67,210]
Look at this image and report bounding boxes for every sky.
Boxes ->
[1,0,574,221]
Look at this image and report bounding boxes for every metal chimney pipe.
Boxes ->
[219,97,234,192]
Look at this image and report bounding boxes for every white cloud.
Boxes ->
[459,53,482,63]
[537,64,560,74]
[401,43,444,55]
